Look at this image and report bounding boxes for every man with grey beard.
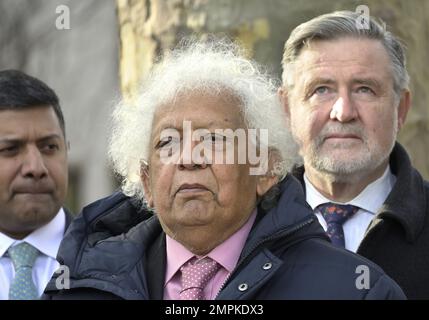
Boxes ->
[279,10,429,299]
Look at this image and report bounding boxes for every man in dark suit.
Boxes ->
[279,10,429,299]
[0,70,72,299]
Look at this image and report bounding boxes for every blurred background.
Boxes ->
[1,0,428,213]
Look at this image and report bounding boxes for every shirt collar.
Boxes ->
[0,233,15,258]
[0,208,66,259]
[304,166,396,214]
[164,209,257,285]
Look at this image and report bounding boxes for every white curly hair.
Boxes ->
[109,37,299,200]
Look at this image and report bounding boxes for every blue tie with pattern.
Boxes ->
[8,242,40,300]
[317,203,359,248]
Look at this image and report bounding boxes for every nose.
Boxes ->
[21,146,48,179]
[330,92,358,122]
[178,139,208,171]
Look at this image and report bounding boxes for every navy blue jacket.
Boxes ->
[44,175,405,299]
[293,143,429,299]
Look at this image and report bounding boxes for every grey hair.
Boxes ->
[109,38,299,200]
[282,10,409,97]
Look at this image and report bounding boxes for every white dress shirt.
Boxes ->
[0,208,66,299]
[304,166,396,252]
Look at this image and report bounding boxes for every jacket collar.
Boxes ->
[49,176,326,299]
[237,175,326,261]
[380,143,427,242]
[46,193,156,299]
[292,143,427,243]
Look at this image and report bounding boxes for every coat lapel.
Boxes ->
[145,232,166,299]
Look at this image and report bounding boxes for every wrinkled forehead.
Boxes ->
[305,38,388,67]
[151,90,246,132]
[290,37,393,83]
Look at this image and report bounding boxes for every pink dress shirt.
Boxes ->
[163,209,257,300]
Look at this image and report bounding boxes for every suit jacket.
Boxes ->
[292,143,429,299]
[43,176,405,300]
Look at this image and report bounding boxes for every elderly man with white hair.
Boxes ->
[44,39,404,300]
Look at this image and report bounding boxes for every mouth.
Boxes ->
[14,192,51,197]
[325,134,361,141]
[13,187,52,195]
[13,192,52,202]
[176,183,211,195]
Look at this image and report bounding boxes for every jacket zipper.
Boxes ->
[215,215,317,298]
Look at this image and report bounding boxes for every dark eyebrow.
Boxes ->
[0,138,22,145]
[37,134,63,143]
[0,134,63,145]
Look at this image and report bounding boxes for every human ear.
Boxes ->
[397,90,411,130]
[278,86,291,129]
[255,153,281,197]
[256,174,279,197]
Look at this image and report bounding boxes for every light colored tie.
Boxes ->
[179,257,220,300]
[8,242,40,300]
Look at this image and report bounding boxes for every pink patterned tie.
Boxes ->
[179,257,220,300]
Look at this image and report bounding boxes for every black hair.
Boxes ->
[0,69,66,137]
